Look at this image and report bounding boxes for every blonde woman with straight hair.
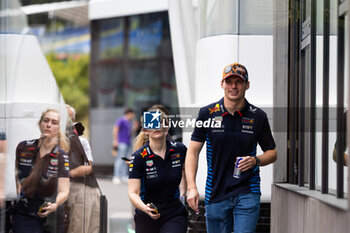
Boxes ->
[128,105,188,233]
[13,109,70,233]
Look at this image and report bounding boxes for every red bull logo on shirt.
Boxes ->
[209,103,221,114]
[140,148,148,158]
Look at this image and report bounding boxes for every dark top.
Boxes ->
[191,98,276,204]
[68,132,99,188]
[16,139,70,210]
[129,140,187,204]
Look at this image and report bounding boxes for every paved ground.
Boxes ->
[97,177,135,233]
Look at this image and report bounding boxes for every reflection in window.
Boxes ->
[129,15,163,59]
[99,18,124,60]
[90,11,178,110]
[96,65,123,107]
[125,62,160,107]
[160,61,178,108]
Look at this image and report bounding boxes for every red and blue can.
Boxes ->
[233,157,243,178]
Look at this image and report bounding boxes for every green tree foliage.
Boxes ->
[46,53,89,121]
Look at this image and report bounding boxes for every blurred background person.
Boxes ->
[13,109,70,233]
[112,108,135,184]
[66,105,100,233]
[128,106,188,233]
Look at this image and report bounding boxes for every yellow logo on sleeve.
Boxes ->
[209,103,221,114]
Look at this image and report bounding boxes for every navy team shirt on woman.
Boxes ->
[191,98,276,204]
[129,140,187,204]
[16,139,70,183]
[14,139,69,233]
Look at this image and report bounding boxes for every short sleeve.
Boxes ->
[15,142,24,178]
[15,141,26,167]
[257,114,276,152]
[58,150,70,178]
[79,137,93,162]
[178,143,187,164]
[191,107,208,142]
[115,117,123,127]
[129,154,143,179]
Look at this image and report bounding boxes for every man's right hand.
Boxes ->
[187,187,199,214]
[111,142,118,157]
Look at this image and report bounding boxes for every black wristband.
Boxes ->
[255,157,261,166]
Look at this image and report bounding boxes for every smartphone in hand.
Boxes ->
[38,201,48,213]
[149,203,159,214]
[121,157,131,162]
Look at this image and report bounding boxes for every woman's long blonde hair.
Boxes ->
[133,105,169,152]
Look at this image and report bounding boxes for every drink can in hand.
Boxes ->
[233,157,243,178]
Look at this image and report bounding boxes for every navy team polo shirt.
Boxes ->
[129,140,187,204]
[191,98,275,204]
[16,139,70,182]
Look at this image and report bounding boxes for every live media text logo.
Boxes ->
[143,110,222,129]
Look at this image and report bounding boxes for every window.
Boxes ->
[199,0,273,37]
[287,0,348,199]
[90,11,179,111]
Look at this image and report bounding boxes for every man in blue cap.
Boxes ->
[185,63,277,233]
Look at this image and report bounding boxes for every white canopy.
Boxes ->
[21,0,88,26]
